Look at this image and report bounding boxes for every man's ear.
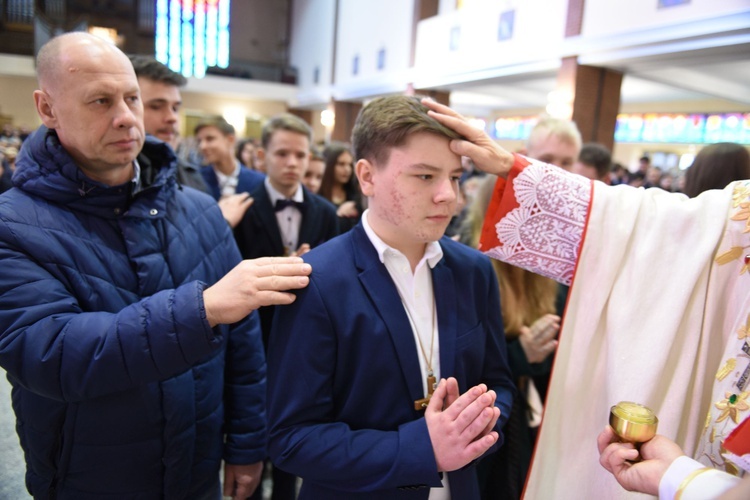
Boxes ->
[256,148,266,163]
[34,90,58,129]
[356,158,375,197]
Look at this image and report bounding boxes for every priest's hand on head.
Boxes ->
[203,256,312,327]
[425,377,500,472]
[421,98,515,178]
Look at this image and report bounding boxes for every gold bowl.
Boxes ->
[609,401,658,443]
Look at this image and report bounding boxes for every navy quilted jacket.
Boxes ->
[0,128,267,499]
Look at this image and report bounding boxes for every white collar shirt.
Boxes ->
[265,177,304,255]
[131,159,142,194]
[361,209,450,500]
[215,160,241,198]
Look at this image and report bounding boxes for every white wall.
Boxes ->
[581,0,750,38]
[288,0,337,107]
[414,0,567,87]
[0,75,41,129]
[333,0,416,97]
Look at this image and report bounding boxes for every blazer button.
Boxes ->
[150,209,158,216]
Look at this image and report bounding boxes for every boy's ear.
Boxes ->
[356,158,375,197]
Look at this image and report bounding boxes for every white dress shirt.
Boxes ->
[214,160,241,198]
[265,178,304,255]
[362,209,450,500]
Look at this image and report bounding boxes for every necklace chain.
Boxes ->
[404,296,437,376]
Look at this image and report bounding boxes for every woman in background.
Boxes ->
[303,147,325,194]
[683,142,750,197]
[319,142,364,233]
[236,138,259,171]
[461,174,561,500]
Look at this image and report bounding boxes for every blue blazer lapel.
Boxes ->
[432,256,457,379]
[351,225,425,406]
[200,166,221,200]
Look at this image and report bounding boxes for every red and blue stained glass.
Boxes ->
[155,0,230,78]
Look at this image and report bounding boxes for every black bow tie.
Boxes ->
[274,198,306,213]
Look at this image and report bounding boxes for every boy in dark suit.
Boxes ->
[234,113,339,262]
[235,113,338,500]
[266,96,515,499]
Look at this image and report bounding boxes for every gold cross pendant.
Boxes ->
[414,374,437,411]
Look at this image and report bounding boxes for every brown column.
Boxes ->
[559,0,623,151]
[565,0,585,37]
[410,0,440,66]
[287,108,313,126]
[557,58,623,150]
[413,88,450,106]
[330,100,362,144]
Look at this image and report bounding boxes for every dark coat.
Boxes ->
[233,183,339,260]
[0,128,266,499]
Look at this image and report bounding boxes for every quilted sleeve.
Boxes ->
[222,310,267,465]
[0,215,224,402]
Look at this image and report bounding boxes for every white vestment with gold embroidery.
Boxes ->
[480,155,750,499]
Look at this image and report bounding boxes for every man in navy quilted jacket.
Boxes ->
[0,32,311,499]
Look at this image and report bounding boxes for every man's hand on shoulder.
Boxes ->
[203,256,312,327]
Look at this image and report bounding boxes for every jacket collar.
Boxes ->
[13,126,177,219]
[350,224,457,405]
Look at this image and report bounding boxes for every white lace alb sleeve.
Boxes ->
[484,160,592,285]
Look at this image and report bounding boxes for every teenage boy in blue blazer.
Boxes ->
[266,95,515,499]
[196,117,265,202]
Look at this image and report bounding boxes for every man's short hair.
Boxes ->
[260,114,312,149]
[128,55,187,87]
[578,142,612,179]
[527,116,582,152]
[351,95,463,166]
[194,117,235,137]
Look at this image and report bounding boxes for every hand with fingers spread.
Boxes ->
[421,98,516,178]
[426,377,501,472]
[519,314,560,364]
[597,425,683,496]
[218,192,255,228]
[203,256,312,327]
